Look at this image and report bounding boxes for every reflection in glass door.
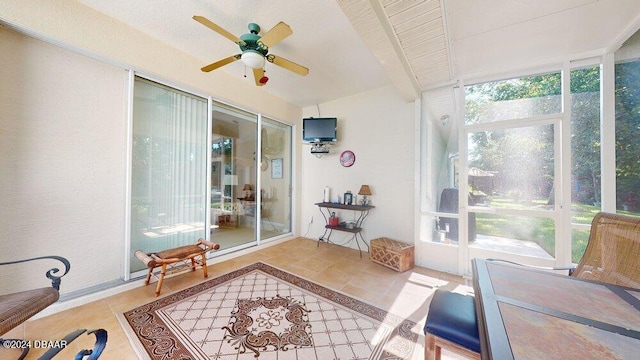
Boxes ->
[210,104,257,251]
[259,117,292,240]
[209,105,293,250]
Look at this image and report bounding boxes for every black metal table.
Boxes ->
[315,202,374,257]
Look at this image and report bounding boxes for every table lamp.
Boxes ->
[242,184,253,200]
[358,185,372,206]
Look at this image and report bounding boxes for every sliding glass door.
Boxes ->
[129,78,293,275]
[130,77,208,273]
[259,117,292,239]
[209,107,293,249]
[209,103,258,250]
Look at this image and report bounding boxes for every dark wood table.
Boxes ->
[472,258,640,359]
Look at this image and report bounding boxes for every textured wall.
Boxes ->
[0,26,127,295]
[301,86,416,249]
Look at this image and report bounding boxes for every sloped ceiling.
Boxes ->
[74,0,640,107]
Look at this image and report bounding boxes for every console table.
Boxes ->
[315,202,374,257]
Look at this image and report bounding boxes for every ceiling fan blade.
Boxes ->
[253,68,266,86]
[267,55,309,76]
[193,16,246,46]
[259,21,293,49]
[201,55,241,72]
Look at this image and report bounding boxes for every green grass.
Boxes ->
[474,197,640,263]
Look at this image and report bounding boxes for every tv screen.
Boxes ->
[302,117,337,143]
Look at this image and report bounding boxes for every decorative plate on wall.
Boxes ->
[340,150,356,167]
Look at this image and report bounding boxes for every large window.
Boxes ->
[422,29,640,275]
[467,124,556,258]
[464,73,560,260]
[570,66,601,262]
[465,73,562,125]
[615,60,640,216]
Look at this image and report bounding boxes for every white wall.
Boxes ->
[0,26,127,294]
[301,86,415,248]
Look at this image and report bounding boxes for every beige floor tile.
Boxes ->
[252,246,283,258]
[347,270,397,296]
[362,260,400,275]
[294,256,334,273]
[340,282,385,307]
[274,262,319,279]
[308,267,355,291]
[236,251,271,263]
[104,285,158,313]
[327,255,374,274]
[381,291,433,323]
[314,243,354,259]
[387,272,444,297]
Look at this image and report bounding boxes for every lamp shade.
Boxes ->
[241,51,266,69]
[358,185,372,196]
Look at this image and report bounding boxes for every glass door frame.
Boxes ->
[460,113,564,273]
[206,102,294,257]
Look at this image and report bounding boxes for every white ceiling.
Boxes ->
[75,0,640,108]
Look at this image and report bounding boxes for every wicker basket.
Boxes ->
[370,237,415,272]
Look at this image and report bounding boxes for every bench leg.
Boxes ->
[144,268,152,286]
[425,333,437,360]
[201,255,208,278]
[155,264,167,296]
[427,334,480,360]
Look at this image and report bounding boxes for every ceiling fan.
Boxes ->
[193,16,309,86]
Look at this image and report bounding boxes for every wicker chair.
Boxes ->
[0,256,70,359]
[0,257,108,359]
[572,212,640,288]
[489,212,640,289]
[0,256,70,337]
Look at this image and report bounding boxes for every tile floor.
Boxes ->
[2,237,473,359]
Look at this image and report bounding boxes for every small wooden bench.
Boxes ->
[135,238,219,296]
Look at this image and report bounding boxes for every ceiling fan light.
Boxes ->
[241,51,265,69]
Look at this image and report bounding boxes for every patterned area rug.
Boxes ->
[119,262,418,359]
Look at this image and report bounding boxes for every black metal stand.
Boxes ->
[315,202,374,258]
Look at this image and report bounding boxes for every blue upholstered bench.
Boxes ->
[424,289,480,360]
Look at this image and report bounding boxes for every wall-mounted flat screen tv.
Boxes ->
[302,117,337,143]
